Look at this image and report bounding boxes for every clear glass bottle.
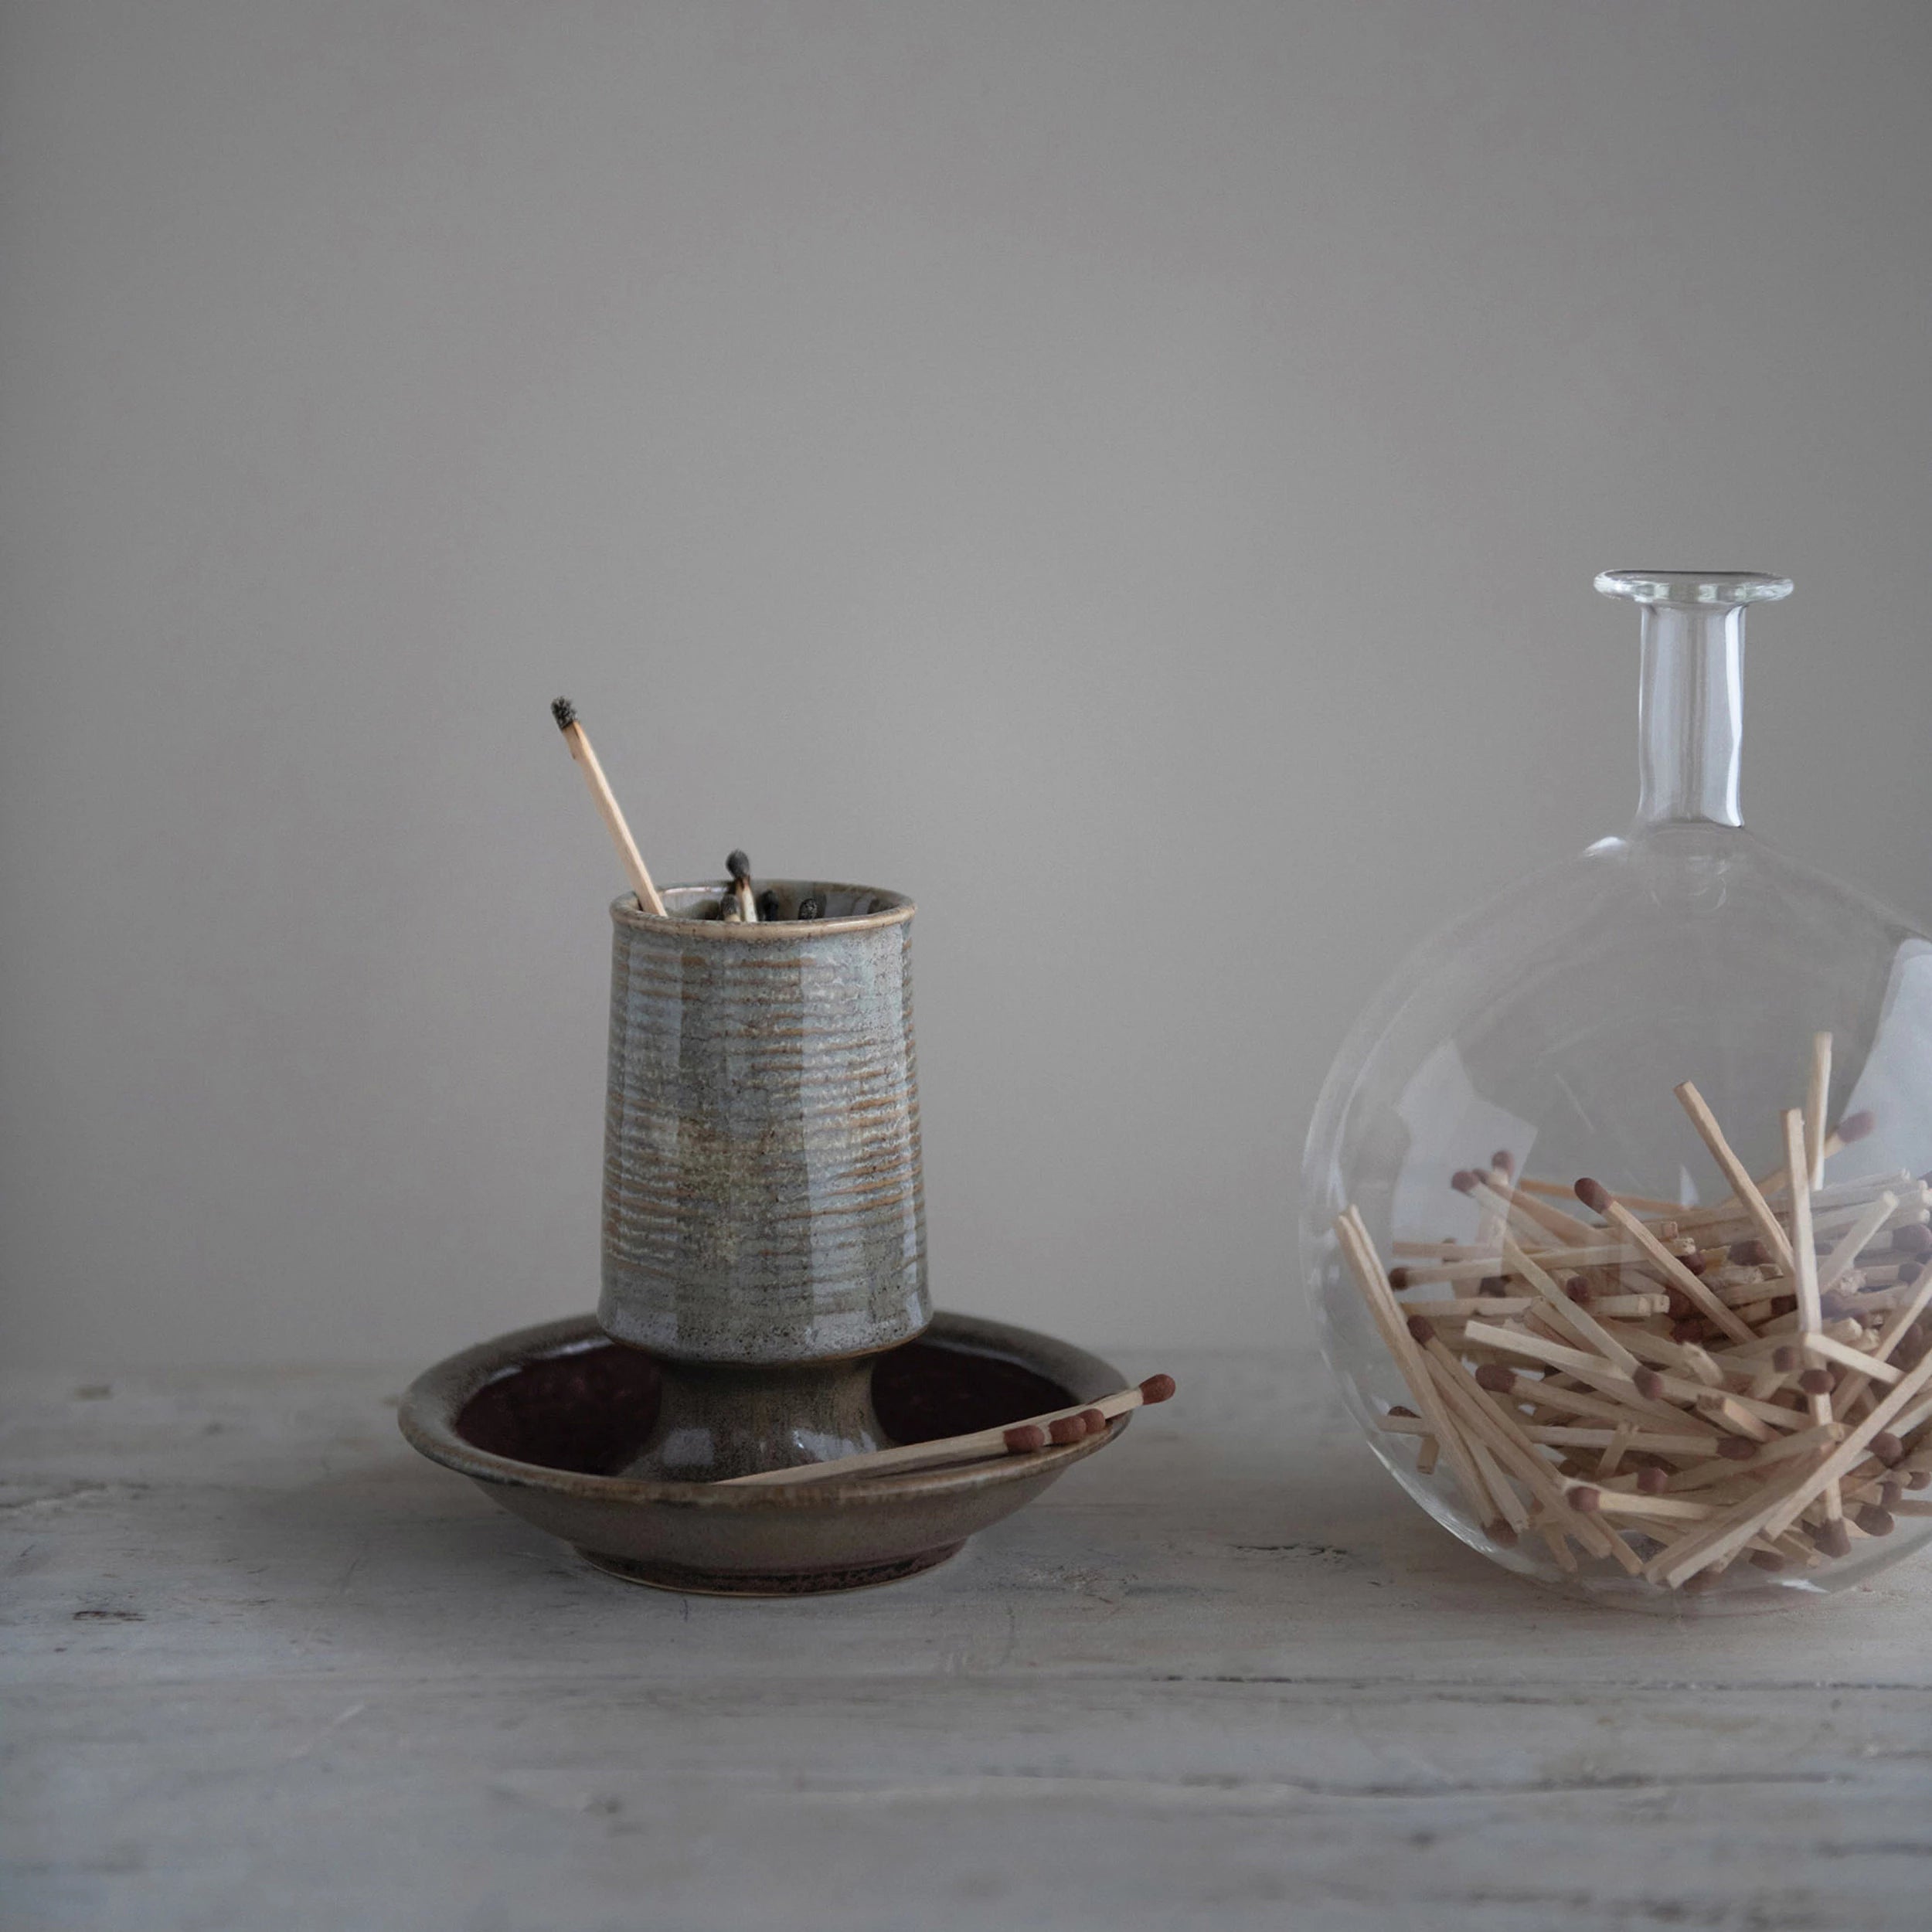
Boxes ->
[1302,572,1932,1609]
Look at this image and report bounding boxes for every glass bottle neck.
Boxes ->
[1634,602,1746,830]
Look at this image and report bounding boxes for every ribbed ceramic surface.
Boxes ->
[598,884,928,1364]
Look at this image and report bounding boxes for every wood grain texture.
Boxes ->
[5,1351,1932,1930]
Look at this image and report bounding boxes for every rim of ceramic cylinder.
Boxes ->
[611,882,914,938]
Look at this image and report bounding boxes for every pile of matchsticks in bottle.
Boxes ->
[1335,1039,1932,1592]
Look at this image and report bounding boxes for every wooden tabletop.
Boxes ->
[5,1346,1931,1930]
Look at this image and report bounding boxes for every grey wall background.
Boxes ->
[4,1,1930,1369]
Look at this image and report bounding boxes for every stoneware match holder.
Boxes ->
[599,879,927,1480]
[398,1311,1131,1594]
[401,873,1140,1592]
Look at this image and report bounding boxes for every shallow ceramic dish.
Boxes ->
[399,1311,1129,1594]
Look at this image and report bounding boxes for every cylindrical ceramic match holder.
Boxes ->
[599,880,928,1478]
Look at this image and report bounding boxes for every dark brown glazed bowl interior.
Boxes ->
[456,1335,1072,1477]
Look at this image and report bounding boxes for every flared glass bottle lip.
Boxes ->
[1595,569,1793,607]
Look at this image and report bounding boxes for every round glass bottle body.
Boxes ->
[1303,573,1932,1609]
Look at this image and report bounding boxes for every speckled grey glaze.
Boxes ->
[599,883,928,1365]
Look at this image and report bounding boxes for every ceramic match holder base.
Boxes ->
[398,1311,1133,1595]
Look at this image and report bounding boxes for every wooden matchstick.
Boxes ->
[1573,1179,1754,1345]
[1470,1160,1512,1264]
[1488,1375,1721,1444]
[1338,1211,1494,1526]
[1385,1296,1536,1319]
[1511,1423,1726,1458]
[1568,1485,1716,1523]
[1818,1193,1899,1296]
[1518,1178,1691,1217]
[1458,1172,1597,1247]
[550,698,668,917]
[1674,1082,1795,1274]
[1468,1438,1530,1539]
[1463,1319,1801,1431]
[726,849,758,923]
[1459,1320,1680,1422]
[717,1374,1177,1486]
[1807,1033,1832,1191]
[1502,1236,1641,1373]
[1784,1107,1845,1541]
[1804,1333,1903,1385]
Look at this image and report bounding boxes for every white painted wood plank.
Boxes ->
[5,1352,1932,1930]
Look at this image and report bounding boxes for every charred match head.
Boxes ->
[550,696,576,732]
[726,849,752,885]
